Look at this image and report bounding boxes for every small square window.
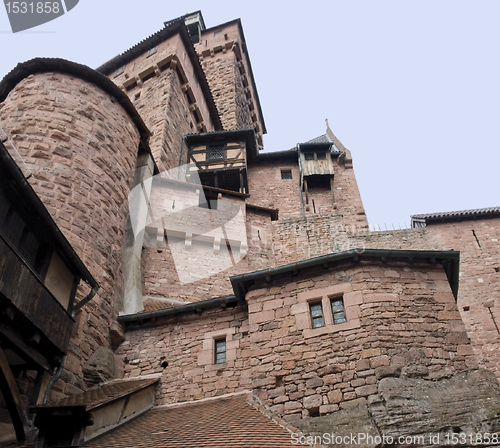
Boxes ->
[331,298,347,324]
[208,145,225,160]
[281,170,292,180]
[309,302,324,328]
[215,338,226,364]
[146,46,158,58]
[316,152,327,160]
[304,152,314,161]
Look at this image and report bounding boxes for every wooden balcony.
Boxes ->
[0,232,74,368]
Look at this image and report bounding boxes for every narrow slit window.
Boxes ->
[281,170,292,180]
[331,297,347,324]
[215,338,226,364]
[309,302,324,328]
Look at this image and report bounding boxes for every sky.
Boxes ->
[1,1,498,229]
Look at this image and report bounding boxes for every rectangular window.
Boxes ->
[309,302,324,328]
[331,297,347,324]
[113,66,125,78]
[146,46,158,58]
[208,145,225,160]
[304,152,315,161]
[215,338,226,364]
[316,152,327,160]
[281,169,292,180]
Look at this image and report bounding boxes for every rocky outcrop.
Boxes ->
[292,369,500,447]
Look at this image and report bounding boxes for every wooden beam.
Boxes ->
[0,347,35,442]
[330,175,335,204]
[0,321,53,371]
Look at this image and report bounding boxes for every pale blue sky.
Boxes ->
[1,1,498,228]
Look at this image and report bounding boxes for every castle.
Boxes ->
[0,11,499,448]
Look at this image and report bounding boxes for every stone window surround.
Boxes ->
[197,327,238,366]
[293,283,362,339]
[214,338,226,364]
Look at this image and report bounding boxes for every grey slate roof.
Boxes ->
[411,207,500,226]
[305,134,332,144]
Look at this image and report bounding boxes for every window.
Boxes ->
[281,169,292,180]
[304,152,314,161]
[208,145,225,160]
[146,46,158,58]
[214,338,226,364]
[113,66,125,78]
[294,284,362,338]
[309,302,324,328]
[331,297,347,324]
[316,152,327,160]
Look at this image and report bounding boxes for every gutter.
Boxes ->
[117,294,239,324]
[230,249,460,301]
[72,285,100,318]
[42,284,100,403]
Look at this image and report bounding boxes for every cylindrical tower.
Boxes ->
[0,58,149,396]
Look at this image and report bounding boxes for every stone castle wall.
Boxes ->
[344,220,500,379]
[117,260,477,418]
[106,33,217,172]
[196,21,263,144]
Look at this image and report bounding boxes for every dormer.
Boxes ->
[185,129,257,194]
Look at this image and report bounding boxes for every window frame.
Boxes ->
[292,284,362,339]
[207,144,226,160]
[146,46,158,58]
[330,296,347,325]
[214,337,226,364]
[309,301,325,329]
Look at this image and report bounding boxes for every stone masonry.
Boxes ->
[118,259,476,408]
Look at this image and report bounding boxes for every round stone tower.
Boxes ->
[0,58,150,395]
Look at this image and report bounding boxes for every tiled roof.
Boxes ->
[86,394,299,448]
[411,207,500,223]
[143,297,185,312]
[32,377,159,411]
